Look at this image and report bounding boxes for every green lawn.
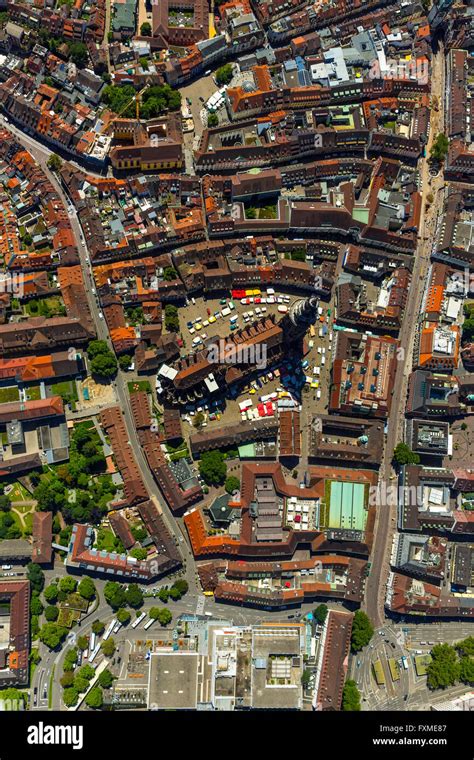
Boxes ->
[128,380,151,394]
[0,386,20,403]
[24,385,42,401]
[25,296,66,318]
[51,381,78,403]
[23,513,33,533]
[8,482,31,501]
[95,528,124,554]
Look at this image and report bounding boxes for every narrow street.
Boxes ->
[364,43,446,628]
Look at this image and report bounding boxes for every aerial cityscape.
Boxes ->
[0,0,473,729]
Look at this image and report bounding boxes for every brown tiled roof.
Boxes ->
[32,511,52,565]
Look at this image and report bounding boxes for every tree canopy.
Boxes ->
[430,133,449,163]
[313,604,329,626]
[78,577,96,601]
[215,64,233,86]
[98,669,115,689]
[38,622,68,650]
[351,611,374,653]
[225,476,240,495]
[393,442,420,466]
[85,686,103,709]
[101,638,116,657]
[199,450,227,486]
[125,583,144,609]
[149,607,173,626]
[27,563,45,593]
[104,581,127,610]
[342,680,361,711]
[427,644,461,690]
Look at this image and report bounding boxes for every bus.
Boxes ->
[89,644,101,664]
[401,656,409,671]
[132,612,146,629]
[90,632,96,652]
[143,618,155,631]
[103,619,117,642]
[113,621,122,635]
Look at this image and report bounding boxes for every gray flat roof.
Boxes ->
[148,653,199,710]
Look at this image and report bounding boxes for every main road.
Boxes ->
[364,44,446,628]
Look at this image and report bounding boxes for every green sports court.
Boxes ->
[325,480,368,532]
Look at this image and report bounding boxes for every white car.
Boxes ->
[98,312,104,319]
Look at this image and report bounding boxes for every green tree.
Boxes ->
[44,584,59,604]
[73,675,90,693]
[47,154,62,172]
[125,583,144,609]
[163,266,178,282]
[101,638,116,657]
[59,576,77,594]
[131,526,147,542]
[118,354,132,371]
[207,112,218,128]
[301,669,311,688]
[129,547,147,560]
[104,581,126,610]
[98,669,115,689]
[193,411,205,429]
[85,686,103,709]
[78,577,96,601]
[430,133,449,163]
[0,494,11,511]
[215,64,233,86]
[455,637,474,657]
[91,620,105,635]
[60,671,74,688]
[313,604,329,626]
[64,648,78,669]
[351,611,374,653]
[342,680,361,711]
[44,605,59,622]
[164,303,180,333]
[90,352,118,379]
[63,687,79,707]
[27,563,45,593]
[393,442,420,466]
[225,476,240,495]
[459,656,474,685]
[68,42,88,68]
[117,608,131,625]
[30,593,44,617]
[38,622,68,650]
[199,450,227,486]
[77,635,89,651]
[427,644,460,690]
[172,579,188,597]
[79,664,95,681]
[140,21,152,36]
[149,607,172,626]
